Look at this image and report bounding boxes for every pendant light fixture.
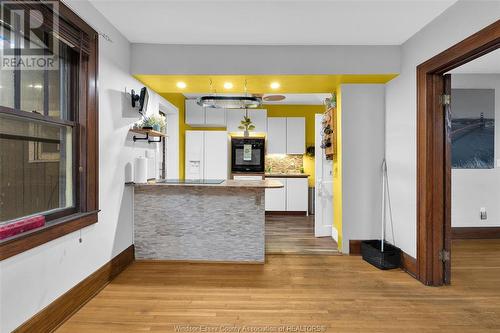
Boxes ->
[197,80,262,109]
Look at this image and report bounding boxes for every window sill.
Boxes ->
[0,211,98,261]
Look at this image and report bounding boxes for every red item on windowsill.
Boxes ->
[0,215,46,240]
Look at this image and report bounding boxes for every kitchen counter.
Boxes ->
[130,178,278,263]
[127,179,283,188]
[265,173,310,178]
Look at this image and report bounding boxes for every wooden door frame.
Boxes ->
[416,20,500,286]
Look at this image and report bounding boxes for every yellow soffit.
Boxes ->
[133,74,398,94]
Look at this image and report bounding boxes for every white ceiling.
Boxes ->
[449,48,500,74]
[90,0,456,45]
[184,93,331,105]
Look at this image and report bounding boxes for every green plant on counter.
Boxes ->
[238,115,255,137]
[141,114,166,132]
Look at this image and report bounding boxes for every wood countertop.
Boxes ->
[126,179,284,189]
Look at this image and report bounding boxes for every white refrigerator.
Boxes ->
[314,114,335,239]
[185,131,229,180]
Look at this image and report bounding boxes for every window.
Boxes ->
[0,1,98,259]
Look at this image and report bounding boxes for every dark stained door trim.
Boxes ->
[416,20,500,286]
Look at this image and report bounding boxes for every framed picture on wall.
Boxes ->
[451,88,495,169]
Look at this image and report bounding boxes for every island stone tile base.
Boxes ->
[133,186,265,262]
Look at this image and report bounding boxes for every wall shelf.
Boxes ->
[129,128,166,143]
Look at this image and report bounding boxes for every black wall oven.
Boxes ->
[231,138,265,173]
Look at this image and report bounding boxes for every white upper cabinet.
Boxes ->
[226,109,245,132]
[286,117,306,154]
[267,117,287,154]
[227,109,267,133]
[266,117,305,154]
[247,109,267,133]
[185,99,226,127]
[185,99,205,126]
[205,108,226,126]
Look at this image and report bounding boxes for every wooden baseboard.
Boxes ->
[452,227,500,239]
[400,251,417,278]
[265,211,307,216]
[14,245,135,333]
[349,240,362,255]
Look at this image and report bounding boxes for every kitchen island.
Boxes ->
[128,179,283,263]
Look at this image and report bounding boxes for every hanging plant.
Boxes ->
[306,146,315,158]
[238,115,255,137]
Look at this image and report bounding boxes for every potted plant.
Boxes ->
[238,115,255,137]
[141,115,166,132]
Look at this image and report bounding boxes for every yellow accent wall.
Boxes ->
[265,105,324,187]
[333,87,343,250]
[135,74,397,94]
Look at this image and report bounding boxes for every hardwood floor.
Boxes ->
[265,215,339,254]
[57,239,500,333]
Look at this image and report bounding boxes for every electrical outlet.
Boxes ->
[480,207,487,220]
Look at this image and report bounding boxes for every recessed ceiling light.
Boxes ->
[270,82,280,89]
[223,82,233,89]
[176,81,187,89]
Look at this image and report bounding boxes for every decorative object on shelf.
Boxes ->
[130,114,166,143]
[197,79,262,109]
[140,115,166,133]
[306,146,315,158]
[238,115,255,138]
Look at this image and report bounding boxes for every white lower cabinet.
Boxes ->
[265,178,287,211]
[286,178,309,212]
[265,177,308,212]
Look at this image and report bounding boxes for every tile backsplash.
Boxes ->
[265,154,304,174]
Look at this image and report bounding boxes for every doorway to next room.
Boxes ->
[265,113,339,255]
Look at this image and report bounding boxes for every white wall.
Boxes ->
[385,0,500,257]
[341,84,386,253]
[0,1,177,331]
[131,44,400,75]
[451,74,500,227]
